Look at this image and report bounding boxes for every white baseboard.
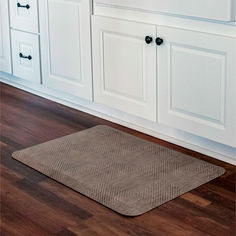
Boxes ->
[1,74,235,165]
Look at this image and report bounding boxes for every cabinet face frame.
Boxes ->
[39,0,93,100]
[157,25,236,147]
[0,0,12,74]
[94,0,235,22]
[92,16,157,121]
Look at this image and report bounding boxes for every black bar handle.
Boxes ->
[17,2,30,9]
[19,53,32,60]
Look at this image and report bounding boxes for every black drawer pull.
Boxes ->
[19,53,32,60]
[17,2,30,9]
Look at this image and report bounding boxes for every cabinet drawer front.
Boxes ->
[10,0,39,33]
[95,0,234,22]
[11,30,41,83]
[157,26,236,147]
[92,16,157,121]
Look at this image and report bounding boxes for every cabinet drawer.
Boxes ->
[95,0,234,22]
[11,30,41,83]
[10,0,39,33]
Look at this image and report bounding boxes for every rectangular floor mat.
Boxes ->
[12,125,225,216]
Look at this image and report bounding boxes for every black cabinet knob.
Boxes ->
[145,36,153,44]
[17,2,30,9]
[156,37,164,46]
[19,53,32,60]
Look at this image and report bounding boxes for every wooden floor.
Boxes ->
[0,82,235,236]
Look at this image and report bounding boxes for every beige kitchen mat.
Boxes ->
[12,125,225,216]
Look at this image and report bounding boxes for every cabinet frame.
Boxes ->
[0,0,12,74]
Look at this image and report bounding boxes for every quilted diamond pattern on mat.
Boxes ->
[12,125,225,216]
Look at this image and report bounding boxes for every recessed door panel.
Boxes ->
[102,32,146,102]
[170,44,225,124]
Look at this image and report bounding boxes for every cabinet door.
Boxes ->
[39,0,93,100]
[157,26,236,147]
[92,16,157,121]
[0,0,12,74]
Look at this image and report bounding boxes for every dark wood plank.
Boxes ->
[0,82,235,236]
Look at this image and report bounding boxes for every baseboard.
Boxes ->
[1,74,235,165]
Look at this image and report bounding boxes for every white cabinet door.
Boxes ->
[157,26,236,147]
[39,0,93,100]
[92,16,157,121]
[0,0,12,74]
[11,30,41,83]
[9,0,39,33]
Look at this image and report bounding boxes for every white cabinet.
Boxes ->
[1,1,235,162]
[92,16,236,147]
[92,16,157,121]
[157,26,236,147]
[0,0,12,74]
[9,0,39,33]
[11,30,41,83]
[39,0,93,100]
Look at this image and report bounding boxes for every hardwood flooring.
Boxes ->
[0,82,235,236]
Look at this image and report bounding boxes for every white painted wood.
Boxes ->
[235,1,236,21]
[94,3,236,38]
[157,26,236,147]
[92,16,157,121]
[1,74,236,165]
[0,0,12,74]
[9,0,39,33]
[11,30,41,83]
[39,0,93,101]
[95,0,235,22]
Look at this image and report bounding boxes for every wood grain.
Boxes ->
[0,82,235,236]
